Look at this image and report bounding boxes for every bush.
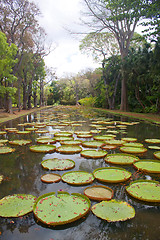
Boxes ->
[79,97,96,107]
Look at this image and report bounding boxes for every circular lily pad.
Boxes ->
[33,192,91,225]
[75,131,91,135]
[81,150,107,159]
[93,167,132,183]
[37,139,56,144]
[56,145,82,154]
[77,134,93,138]
[122,142,144,148]
[93,135,115,141]
[62,171,94,185]
[0,194,36,217]
[145,138,160,144]
[29,145,56,153]
[133,160,160,173]
[41,173,61,183]
[91,199,135,222]
[0,139,8,144]
[82,141,104,148]
[126,180,160,202]
[41,158,75,170]
[120,146,147,154]
[84,185,114,201]
[148,146,160,150]
[105,139,126,146]
[101,144,117,150]
[60,140,82,145]
[105,153,139,165]
[121,137,137,142]
[9,139,32,146]
[0,131,6,135]
[0,146,15,154]
[16,131,30,134]
[153,151,160,159]
[54,132,73,137]
[25,127,38,131]
[35,130,49,134]
[54,137,74,142]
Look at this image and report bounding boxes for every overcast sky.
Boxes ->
[33,0,100,78]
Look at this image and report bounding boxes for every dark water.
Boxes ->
[0,106,160,240]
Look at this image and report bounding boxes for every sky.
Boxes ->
[33,0,100,78]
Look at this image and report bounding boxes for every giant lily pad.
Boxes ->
[0,139,8,144]
[122,142,144,148]
[145,138,160,144]
[126,180,160,202]
[60,140,82,145]
[84,185,114,201]
[33,192,91,225]
[105,139,126,146]
[16,131,30,134]
[81,150,107,159]
[41,158,75,170]
[77,134,93,138]
[37,139,56,144]
[0,146,15,154]
[54,132,73,137]
[56,145,82,154]
[101,144,117,150]
[133,160,160,173]
[62,171,94,185]
[120,146,147,154]
[153,151,160,159]
[93,167,132,183]
[0,194,37,217]
[9,139,32,146]
[105,153,139,165]
[29,145,56,153]
[82,141,104,148]
[54,136,74,142]
[93,135,115,141]
[121,137,137,142]
[91,199,135,222]
[0,131,7,135]
[41,173,61,183]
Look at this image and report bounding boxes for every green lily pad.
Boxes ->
[54,132,73,137]
[9,139,32,146]
[91,199,135,222]
[54,136,74,142]
[82,141,104,148]
[153,151,160,159]
[148,146,160,150]
[0,175,3,183]
[62,171,94,185]
[122,142,144,148]
[126,180,160,202]
[84,185,114,201]
[29,145,56,153]
[25,127,38,131]
[0,147,15,154]
[133,160,160,173]
[56,145,82,154]
[0,194,37,217]
[93,167,132,183]
[77,134,93,138]
[41,158,75,170]
[121,137,137,142]
[101,144,117,150]
[120,146,147,154]
[37,139,56,144]
[35,130,49,134]
[75,131,91,135]
[60,140,82,145]
[93,135,115,141]
[41,173,61,183]
[81,150,107,159]
[16,131,30,134]
[33,192,91,225]
[105,139,126,146]
[145,138,160,144]
[0,139,8,144]
[0,131,7,135]
[105,153,139,165]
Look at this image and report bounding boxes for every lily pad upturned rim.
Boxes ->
[82,141,105,148]
[33,191,91,225]
[56,145,82,154]
[133,159,160,173]
[9,139,32,146]
[80,149,107,159]
[91,199,135,222]
[126,179,160,202]
[105,153,139,165]
[120,146,147,154]
[0,194,37,217]
[41,158,75,171]
[93,167,132,183]
[84,185,114,201]
[101,144,117,150]
[62,171,95,185]
[41,173,61,183]
[153,151,160,159]
[29,145,56,153]
[0,146,15,154]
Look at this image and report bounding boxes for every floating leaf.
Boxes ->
[56,145,82,154]
[81,150,107,159]
[60,140,82,145]
[121,137,137,142]
[82,141,104,148]
[37,139,56,144]
[91,200,135,222]
[105,153,139,165]
[0,194,36,217]
[33,192,91,225]
[122,142,144,148]
[9,140,32,146]
[133,160,160,173]
[145,139,160,144]
[153,151,160,159]
[84,185,114,201]
[41,173,61,183]
[54,132,73,137]
[29,145,56,153]
[0,175,3,183]
[120,146,147,154]
[62,171,94,185]
[0,147,15,154]
[93,135,115,141]
[41,158,75,170]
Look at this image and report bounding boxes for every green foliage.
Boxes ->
[79,97,96,107]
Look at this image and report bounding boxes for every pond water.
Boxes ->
[0,106,160,240]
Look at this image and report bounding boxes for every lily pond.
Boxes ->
[0,106,160,240]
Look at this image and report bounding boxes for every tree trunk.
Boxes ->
[17,78,22,112]
[5,92,13,113]
[120,57,128,111]
[27,82,32,109]
[33,87,37,108]
[22,81,28,110]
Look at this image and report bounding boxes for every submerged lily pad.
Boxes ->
[56,145,82,154]
[153,151,160,159]
[0,194,36,217]
[41,158,75,170]
[29,145,56,153]
[105,153,139,165]
[120,146,147,154]
[41,173,61,183]
[91,199,135,222]
[133,160,160,173]
[62,171,94,185]
[33,192,91,225]
[0,147,15,154]
[9,140,32,146]
[126,180,160,202]
[84,185,114,201]
[81,150,107,159]
[82,141,104,148]
[93,167,132,183]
